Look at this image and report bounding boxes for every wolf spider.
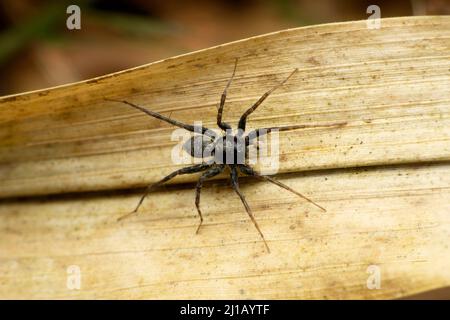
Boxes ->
[107,59,345,252]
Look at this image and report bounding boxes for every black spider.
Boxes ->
[106,59,345,252]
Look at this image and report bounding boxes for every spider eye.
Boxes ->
[183,135,213,158]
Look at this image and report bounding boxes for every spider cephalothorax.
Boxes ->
[107,59,345,252]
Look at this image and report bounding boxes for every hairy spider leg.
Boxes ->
[237,68,298,132]
[217,58,239,131]
[238,164,326,212]
[195,165,226,234]
[245,122,347,145]
[105,98,215,138]
[117,163,212,221]
[230,166,270,253]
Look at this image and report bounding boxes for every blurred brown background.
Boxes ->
[0,0,448,96]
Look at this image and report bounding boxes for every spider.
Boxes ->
[106,59,345,252]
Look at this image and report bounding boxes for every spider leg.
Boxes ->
[118,163,212,221]
[238,164,326,212]
[217,58,238,131]
[195,164,225,234]
[105,98,215,138]
[237,68,298,132]
[245,122,347,145]
[230,166,270,253]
